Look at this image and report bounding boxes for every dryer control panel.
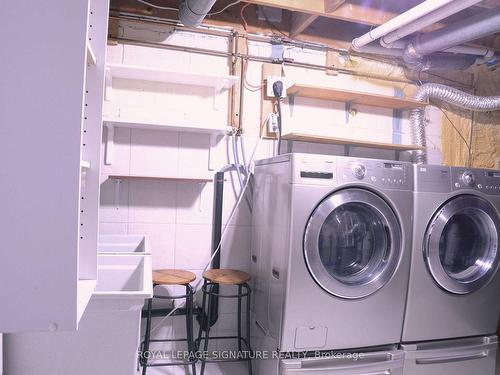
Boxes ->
[451,167,500,195]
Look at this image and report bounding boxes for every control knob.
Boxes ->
[352,163,366,179]
[461,171,475,186]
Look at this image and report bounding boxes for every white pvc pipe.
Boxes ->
[352,0,455,50]
[381,0,483,46]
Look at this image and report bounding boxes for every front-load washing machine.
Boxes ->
[250,153,412,374]
[403,165,500,343]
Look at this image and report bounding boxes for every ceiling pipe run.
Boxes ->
[179,0,217,27]
[406,7,500,59]
[352,0,455,50]
[380,0,483,47]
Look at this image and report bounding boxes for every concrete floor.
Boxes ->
[138,362,248,375]
[139,351,500,375]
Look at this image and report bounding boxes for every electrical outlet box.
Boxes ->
[266,76,287,99]
[267,113,279,134]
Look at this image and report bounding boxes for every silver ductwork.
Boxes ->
[405,7,500,62]
[179,0,217,27]
[411,84,500,164]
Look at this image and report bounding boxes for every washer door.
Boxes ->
[425,195,500,295]
[303,188,402,299]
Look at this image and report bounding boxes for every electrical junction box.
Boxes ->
[265,76,287,99]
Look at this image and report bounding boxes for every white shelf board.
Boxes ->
[108,174,213,182]
[86,42,96,66]
[103,117,229,135]
[77,279,96,322]
[106,63,239,90]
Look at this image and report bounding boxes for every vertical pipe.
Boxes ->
[207,171,224,327]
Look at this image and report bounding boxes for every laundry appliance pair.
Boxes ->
[250,153,500,375]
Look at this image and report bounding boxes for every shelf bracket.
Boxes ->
[213,85,225,110]
[344,144,351,157]
[104,124,114,166]
[208,134,219,171]
[104,67,113,101]
[113,178,122,210]
[288,93,295,117]
[344,100,357,124]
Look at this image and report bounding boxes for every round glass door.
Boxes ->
[425,195,500,294]
[303,188,402,299]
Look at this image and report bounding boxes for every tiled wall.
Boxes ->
[99,24,443,363]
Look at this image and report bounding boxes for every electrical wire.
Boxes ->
[134,0,178,11]
[207,0,242,16]
[240,4,265,92]
[275,99,283,155]
[437,107,471,157]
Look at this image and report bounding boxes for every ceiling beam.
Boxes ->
[290,12,319,38]
[289,0,345,39]
[244,0,405,26]
[324,0,346,13]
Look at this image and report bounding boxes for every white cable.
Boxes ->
[207,0,242,16]
[134,0,178,11]
[145,131,264,337]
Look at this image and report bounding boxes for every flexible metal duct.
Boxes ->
[411,84,500,164]
[179,0,217,27]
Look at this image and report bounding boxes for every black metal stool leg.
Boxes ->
[142,295,154,375]
[245,283,253,375]
[237,284,243,351]
[200,283,214,375]
[186,284,197,375]
[197,280,208,350]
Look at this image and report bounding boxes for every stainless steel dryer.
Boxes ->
[250,154,412,374]
[403,165,500,343]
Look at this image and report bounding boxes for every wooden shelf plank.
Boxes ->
[287,84,427,110]
[107,63,239,90]
[108,174,213,182]
[281,132,426,151]
[103,117,229,135]
[86,42,96,66]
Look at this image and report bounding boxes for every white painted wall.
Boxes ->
[99,24,443,360]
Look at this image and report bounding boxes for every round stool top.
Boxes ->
[153,269,196,285]
[203,269,251,285]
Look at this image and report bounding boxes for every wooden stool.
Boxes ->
[197,269,252,375]
[140,269,197,375]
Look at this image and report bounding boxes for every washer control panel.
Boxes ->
[339,158,412,190]
[293,154,412,189]
[452,167,500,194]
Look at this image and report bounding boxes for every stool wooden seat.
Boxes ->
[153,269,196,285]
[203,269,250,285]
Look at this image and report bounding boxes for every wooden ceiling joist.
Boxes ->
[290,12,319,39]
[289,0,345,38]
[245,0,402,26]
